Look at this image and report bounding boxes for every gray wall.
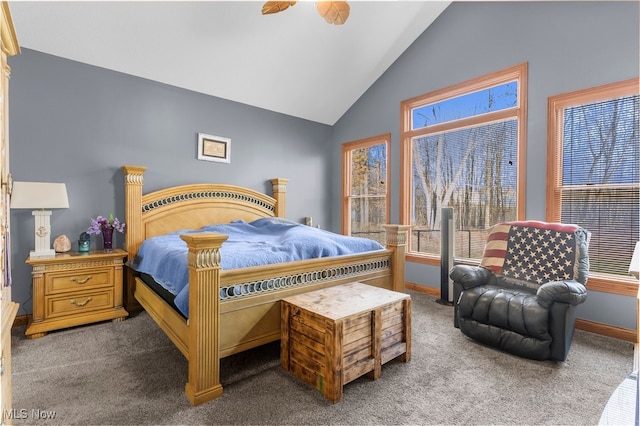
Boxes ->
[329,2,640,329]
[8,2,640,331]
[8,50,332,315]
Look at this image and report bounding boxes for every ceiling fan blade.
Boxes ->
[262,1,297,15]
[316,1,350,25]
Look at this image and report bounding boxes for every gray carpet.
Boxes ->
[11,291,634,425]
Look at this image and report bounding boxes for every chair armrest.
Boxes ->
[536,280,587,308]
[449,265,492,290]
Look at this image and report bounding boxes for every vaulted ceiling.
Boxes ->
[9,1,450,125]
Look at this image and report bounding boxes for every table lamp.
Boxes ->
[630,241,640,279]
[11,181,69,257]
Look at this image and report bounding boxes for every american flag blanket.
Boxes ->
[480,221,584,290]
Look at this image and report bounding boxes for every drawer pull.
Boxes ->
[70,275,93,285]
[70,297,93,307]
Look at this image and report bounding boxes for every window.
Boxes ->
[401,63,527,264]
[547,78,639,295]
[342,134,390,244]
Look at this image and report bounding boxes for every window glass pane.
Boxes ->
[350,195,387,244]
[350,145,387,196]
[561,187,639,275]
[347,141,387,244]
[560,93,639,276]
[411,119,518,257]
[563,95,639,186]
[412,81,517,130]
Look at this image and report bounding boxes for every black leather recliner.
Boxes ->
[449,221,590,361]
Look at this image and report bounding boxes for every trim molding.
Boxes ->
[406,282,637,343]
[406,282,440,297]
[575,318,636,343]
[585,276,638,297]
[13,314,28,328]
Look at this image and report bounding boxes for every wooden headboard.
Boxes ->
[121,165,288,308]
[122,165,288,256]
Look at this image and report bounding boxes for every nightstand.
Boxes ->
[25,249,128,338]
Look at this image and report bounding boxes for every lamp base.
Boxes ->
[29,248,56,258]
[31,210,55,258]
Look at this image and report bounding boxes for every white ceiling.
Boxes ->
[8,1,450,125]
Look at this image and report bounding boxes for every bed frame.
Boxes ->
[121,165,409,406]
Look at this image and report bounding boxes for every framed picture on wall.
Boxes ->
[197,133,231,163]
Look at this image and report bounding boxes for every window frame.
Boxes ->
[547,77,640,296]
[341,134,391,238]
[400,63,528,265]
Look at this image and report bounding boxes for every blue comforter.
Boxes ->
[129,218,384,317]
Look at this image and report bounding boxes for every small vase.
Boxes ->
[102,227,114,252]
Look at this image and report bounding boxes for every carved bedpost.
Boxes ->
[270,178,288,218]
[121,165,147,311]
[382,225,410,293]
[180,233,228,406]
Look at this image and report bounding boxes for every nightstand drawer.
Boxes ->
[46,289,114,318]
[45,268,114,294]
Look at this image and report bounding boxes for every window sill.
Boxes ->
[405,253,638,296]
[585,274,638,297]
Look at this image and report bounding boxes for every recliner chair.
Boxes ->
[449,220,589,361]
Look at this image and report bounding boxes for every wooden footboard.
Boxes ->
[122,165,409,406]
[179,226,407,405]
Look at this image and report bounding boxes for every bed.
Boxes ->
[121,165,409,406]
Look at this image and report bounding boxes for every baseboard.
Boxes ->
[405,282,638,343]
[575,318,637,343]
[406,282,440,297]
[13,314,28,328]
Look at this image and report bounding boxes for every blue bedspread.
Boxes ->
[129,218,384,317]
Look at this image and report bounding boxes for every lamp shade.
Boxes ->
[630,241,640,279]
[11,182,69,209]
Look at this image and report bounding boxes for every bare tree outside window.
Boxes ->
[401,63,527,263]
[342,135,390,245]
[547,78,640,294]
[411,121,517,258]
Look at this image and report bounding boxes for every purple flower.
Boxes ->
[87,213,126,234]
